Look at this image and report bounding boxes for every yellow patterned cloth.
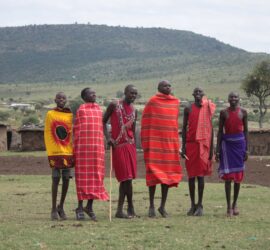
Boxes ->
[44,108,74,169]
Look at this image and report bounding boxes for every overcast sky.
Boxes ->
[1,0,270,53]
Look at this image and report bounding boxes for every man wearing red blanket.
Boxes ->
[74,88,109,221]
[181,87,216,216]
[141,80,183,218]
[103,85,138,219]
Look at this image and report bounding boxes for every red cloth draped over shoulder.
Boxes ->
[185,98,216,177]
[141,93,183,187]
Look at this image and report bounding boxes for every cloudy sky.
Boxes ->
[1,0,270,53]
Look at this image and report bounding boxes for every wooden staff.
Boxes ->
[109,146,113,222]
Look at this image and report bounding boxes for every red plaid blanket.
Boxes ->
[74,103,109,201]
[195,97,216,164]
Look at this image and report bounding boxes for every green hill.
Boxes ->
[0,24,269,84]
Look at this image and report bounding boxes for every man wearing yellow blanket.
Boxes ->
[44,92,74,220]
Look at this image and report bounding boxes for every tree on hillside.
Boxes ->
[242,61,270,128]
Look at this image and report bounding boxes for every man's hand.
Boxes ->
[107,138,115,148]
[180,147,187,159]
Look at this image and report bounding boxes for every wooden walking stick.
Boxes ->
[109,146,113,222]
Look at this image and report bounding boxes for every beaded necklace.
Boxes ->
[114,100,135,145]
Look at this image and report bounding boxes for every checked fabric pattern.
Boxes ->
[74,103,109,201]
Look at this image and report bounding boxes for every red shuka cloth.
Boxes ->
[74,103,109,201]
[221,107,244,183]
[185,99,216,178]
[141,93,183,187]
[110,100,137,182]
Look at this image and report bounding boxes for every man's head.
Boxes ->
[228,91,240,107]
[158,80,171,95]
[81,88,96,103]
[124,84,138,104]
[55,92,67,109]
[192,87,204,103]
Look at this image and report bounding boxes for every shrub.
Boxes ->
[0,111,10,122]
[21,115,39,126]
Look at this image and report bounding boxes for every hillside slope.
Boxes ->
[0,24,269,83]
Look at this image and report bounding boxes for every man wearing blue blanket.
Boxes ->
[215,92,248,217]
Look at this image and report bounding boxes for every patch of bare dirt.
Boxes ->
[0,153,269,187]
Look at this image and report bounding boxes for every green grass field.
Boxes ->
[2,80,261,129]
[2,76,270,130]
[0,79,244,104]
[0,175,269,250]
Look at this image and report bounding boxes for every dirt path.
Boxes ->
[0,153,269,187]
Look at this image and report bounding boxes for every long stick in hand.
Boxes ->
[109,146,113,222]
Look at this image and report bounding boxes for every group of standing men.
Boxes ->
[44,80,248,221]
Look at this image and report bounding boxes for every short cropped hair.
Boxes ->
[124,84,136,94]
[81,88,90,99]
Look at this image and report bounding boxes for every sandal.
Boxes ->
[83,207,97,221]
[57,205,67,220]
[194,205,203,216]
[158,207,168,218]
[115,210,131,219]
[233,207,239,216]
[148,207,156,218]
[51,209,59,220]
[127,207,139,218]
[187,205,197,216]
[227,208,233,217]
[75,208,85,221]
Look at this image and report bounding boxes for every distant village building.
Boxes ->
[10,103,34,110]
[8,129,21,151]
[248,129,270,156]
[4,123,270,155]
[18,126,45,151]
[0,124,7,151]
